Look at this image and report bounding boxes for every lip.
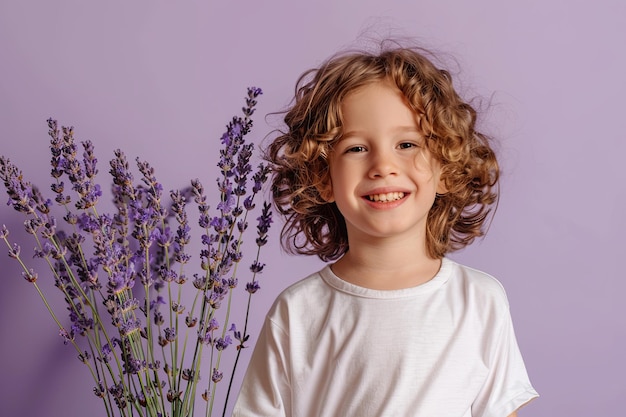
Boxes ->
[360,187,410,209]
[361,186,411,197]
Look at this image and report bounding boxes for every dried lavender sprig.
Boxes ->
[160,189,193,393]
[220,200,273,417]
[1,226,107,409]
[208,175,272,417]
[1,155,116,366]
[134,157,169,372]
[184,89,268,417]
[44,128,124,380]
[0,157,52,216]
[56,125,102,211]
[147,201,188,407]
[47,125,111,317]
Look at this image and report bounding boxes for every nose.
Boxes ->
[368,148,398,178]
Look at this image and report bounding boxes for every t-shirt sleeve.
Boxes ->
[232,316,291,417]
[471,301,539,417]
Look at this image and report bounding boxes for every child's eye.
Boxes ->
[345,146,367,153]
[398,142,419,150]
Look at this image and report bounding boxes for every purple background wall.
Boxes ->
[1,1,624,416]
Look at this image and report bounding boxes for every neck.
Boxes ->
[331,235,442,290]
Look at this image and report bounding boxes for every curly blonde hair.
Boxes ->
[268,45,499,261]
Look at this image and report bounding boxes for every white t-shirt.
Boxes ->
[233,258,538,417]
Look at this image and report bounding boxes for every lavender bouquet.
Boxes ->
[0,87,272,417]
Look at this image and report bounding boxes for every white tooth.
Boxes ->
[368,192,405,202]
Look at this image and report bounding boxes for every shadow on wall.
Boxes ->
[0,216,101,416]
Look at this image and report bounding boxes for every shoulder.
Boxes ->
[264,266,333,324]
[447,259,508,295]
[444,258,511,313]
[277,266,332,301]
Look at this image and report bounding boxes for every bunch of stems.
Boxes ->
[0,87,272,417]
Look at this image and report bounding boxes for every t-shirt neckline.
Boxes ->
[319,257,454,299]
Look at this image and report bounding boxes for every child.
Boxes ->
[233,44,538,417]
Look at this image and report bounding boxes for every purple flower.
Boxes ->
[215,335,232,351]
[248,86,262,98]
[211,368,223,383]
[119,319,141,337]
[199,332,213,346]
[124,357,146,374]
[206,288,224,310]
[255,201,273,246]
[24,218,42,235]
[250,260,265,274]
[8,242,20,259]
[175,223,191,245]
[100,340,118,363]
[22,268,38,282]
[207,318,219,332]
[40,215,57,239]
[216,189,235,214]
[164,327,176,342]
[109,150,135,198]
[48,119,64,178]
[175,251,191,265]
[210,216,229,234]
[78,213,99,233]
[230,249,243,263]
[108,269,134,294]
[230,323,249,346]
[121,298,139,312]
[152,226,172,247]
[158,265,178,282]
[149,295,166,311]
[93,382,105,398]
[59,328,74,345]
[63,212,78,225]
[82,140,98,178]
[192,273,206,290]
[0,157,44,215]
[243,195,255,211]
[76,183,102,210]
[237,219,248,233]
[245,281,260,294]
[102,341,114,356]
[252,163,270,194]
[68,306,94,336]
[243,87,263,117]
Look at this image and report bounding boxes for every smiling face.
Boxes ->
[324,80,445,247]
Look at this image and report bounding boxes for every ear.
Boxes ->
[436,177,448,195]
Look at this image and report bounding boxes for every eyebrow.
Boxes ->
[341,126,422,139]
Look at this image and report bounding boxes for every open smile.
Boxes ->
[365,191,406,203]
